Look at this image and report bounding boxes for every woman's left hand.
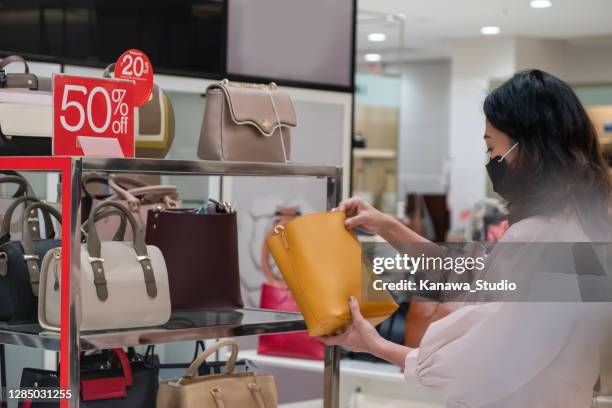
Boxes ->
[319,296,384,354]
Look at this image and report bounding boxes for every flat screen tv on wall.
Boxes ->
[0,0,227,77]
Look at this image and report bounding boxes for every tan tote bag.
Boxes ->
[198,79,297,163]
[157,339,278,408]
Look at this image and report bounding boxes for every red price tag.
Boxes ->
[52,74,135,157]
[114,49,153,107]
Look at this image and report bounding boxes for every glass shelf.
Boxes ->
[0,308,306,351]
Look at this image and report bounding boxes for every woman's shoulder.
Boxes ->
[500,210,589,243]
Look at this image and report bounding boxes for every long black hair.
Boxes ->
[483,69,611,239]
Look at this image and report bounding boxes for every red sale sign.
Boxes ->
[114,49,153,107]
[52,74,135,157]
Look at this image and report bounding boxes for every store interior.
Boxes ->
[0,0,611,407]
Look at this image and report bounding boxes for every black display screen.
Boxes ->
[0,0,226,77]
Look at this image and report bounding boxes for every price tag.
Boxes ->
[52,74,135,157]
[114,49,153,107]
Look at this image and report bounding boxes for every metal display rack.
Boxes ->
[0,157,343,408]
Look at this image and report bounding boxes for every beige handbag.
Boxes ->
[103,63,176,159]
[94,176,181,241]
[38,202,171,331]
[0,55,52,155]
[157,339,278,408]
[198,79,297,163]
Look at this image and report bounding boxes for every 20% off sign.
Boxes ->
[52,75,135,157]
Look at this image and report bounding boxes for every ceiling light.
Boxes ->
[530,0,552,8]
[368,33,386,42]
[364,53,382,62]
[480,26,500,35]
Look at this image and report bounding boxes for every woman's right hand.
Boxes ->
[335,196,390,234]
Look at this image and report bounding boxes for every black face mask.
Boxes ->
[485,143,519,198]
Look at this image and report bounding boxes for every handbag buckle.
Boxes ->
[88,257,104,264]
[136,255,151,262]
[23,254,39,261]
[127,201,141,212]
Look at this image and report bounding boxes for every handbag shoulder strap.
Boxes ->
[0,174,33,198]
[87,202,157,301]
[81,173,111,200]
[0,55,29,72]
[0,196,54,244]
[21,202,61,296]
[180,339,239,382]
[81,208,128,242]
[108,178,178,208]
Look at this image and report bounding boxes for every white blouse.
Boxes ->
[403,210,611,408]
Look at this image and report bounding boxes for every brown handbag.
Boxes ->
[198,79,297,163]
[145,203,243,310]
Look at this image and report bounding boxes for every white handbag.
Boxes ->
[38,202,171,331]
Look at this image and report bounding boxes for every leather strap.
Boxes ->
[81,173,112,201]
[0,55,29,72]
[248,382,268,408]
[21,202,61,296]
[102,63,116,79]
[108,178,179,209]
[82,208,128,242]
[0,196,54,244]
[180,339,239,381]
[0,55,38,90]
[111,348,133,386]
[0,173,33,198]
[210,388,226,408]
[87,202,157,301]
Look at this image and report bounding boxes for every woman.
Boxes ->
[322,70,612,407]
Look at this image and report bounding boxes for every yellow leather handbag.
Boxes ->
[266,211,398,336]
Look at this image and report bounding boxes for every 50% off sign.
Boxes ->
[52,74,135,157]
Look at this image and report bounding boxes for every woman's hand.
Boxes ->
[319,297,413,369]
[335,196,390,234]
[319,297,384,354]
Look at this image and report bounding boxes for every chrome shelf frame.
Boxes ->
[0,157,342,408]
[70,158,342,408]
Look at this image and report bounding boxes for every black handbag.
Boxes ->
[0,55,52,156]
[18,347,160,408]
[0,201,60,323]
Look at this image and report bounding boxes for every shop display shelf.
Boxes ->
[0,308,306,352]
[1,156,343,408]
[81,157,341,178]
[239,350,405,383]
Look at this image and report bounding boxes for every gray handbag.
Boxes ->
[198,79,297,163]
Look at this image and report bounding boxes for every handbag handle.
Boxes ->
[0,196,55,244]
[180,339,239,382]
[0,55,30,73]
[81,208,128,242]
[0,174,33,198]
[81,173,112,201]
[102,63,116,78]
[87,202,158,301]
[0,55,38,90]
[21,202,61,296]
[108,178,179,210]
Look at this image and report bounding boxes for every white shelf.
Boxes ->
[240,350,406,383]
[353,148,396,159]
